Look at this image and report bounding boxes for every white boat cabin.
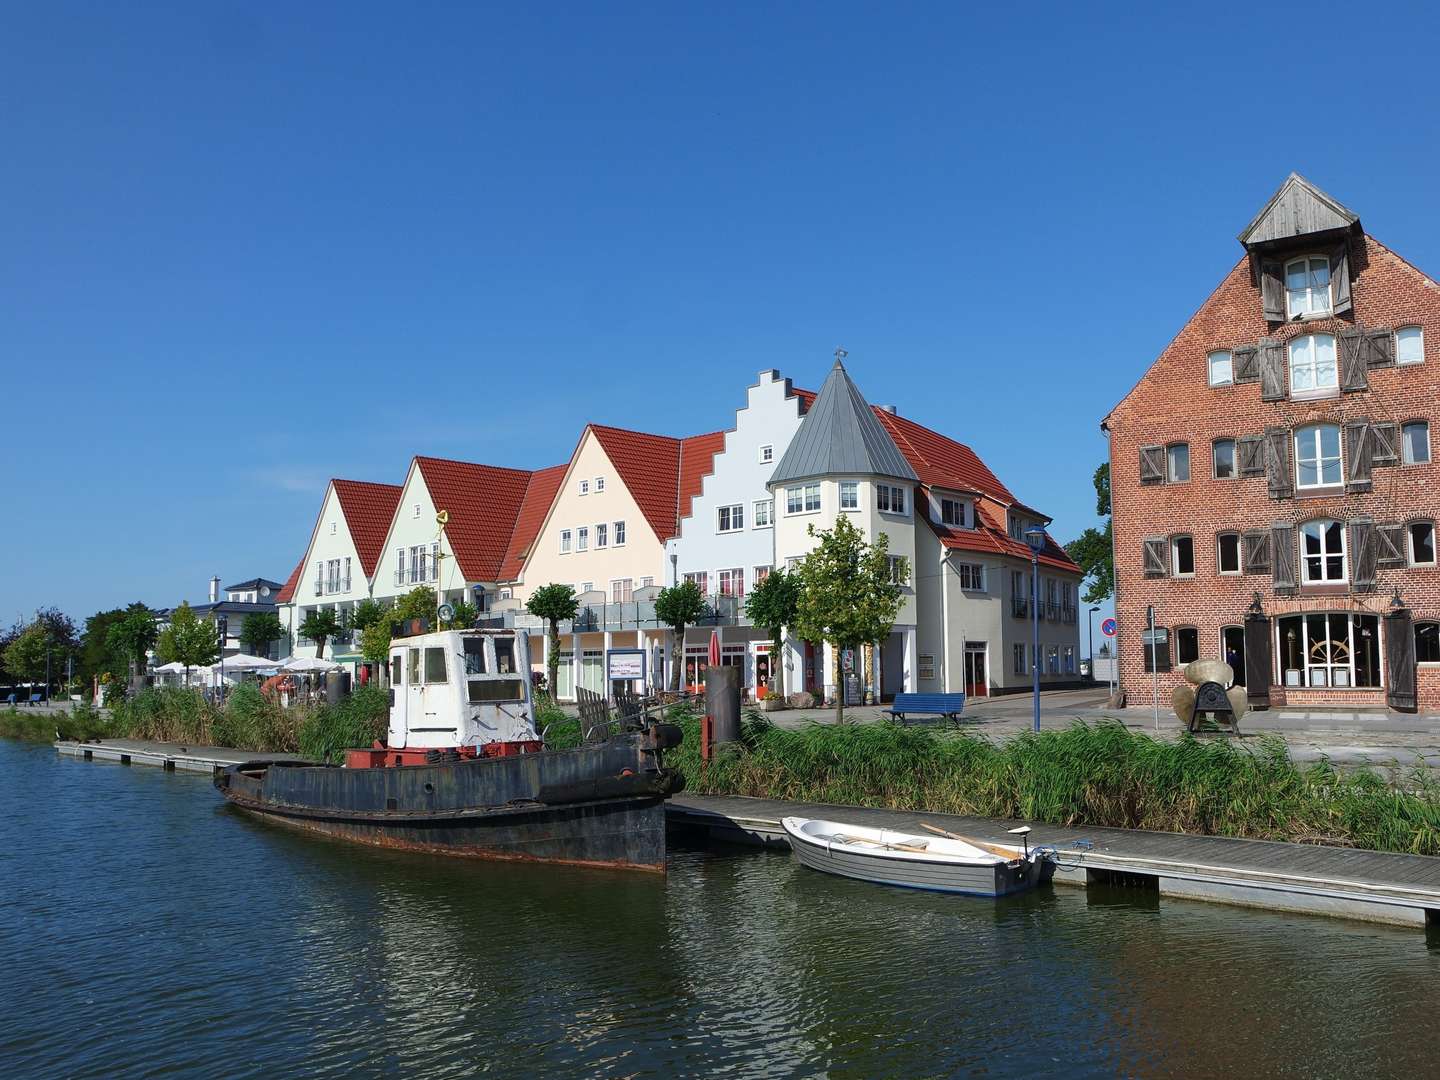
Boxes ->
[387,628,539,749]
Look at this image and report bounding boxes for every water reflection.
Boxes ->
[6,741,1440,1079]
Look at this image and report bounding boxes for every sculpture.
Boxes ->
[1171,658,1245,733]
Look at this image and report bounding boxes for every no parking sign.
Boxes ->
[1101,618,1117,637]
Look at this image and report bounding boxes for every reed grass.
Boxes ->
[666,711,1440,856]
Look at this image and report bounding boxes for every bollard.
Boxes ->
[705,665,741,747]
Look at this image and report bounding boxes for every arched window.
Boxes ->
[1289,333,1337,395]
[1294,424,1342,489]
[1299,519,1347,584]
[1286,255,1331,318]
[1416,622,1440,664]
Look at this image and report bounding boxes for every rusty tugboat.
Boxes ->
[214,625,684,871]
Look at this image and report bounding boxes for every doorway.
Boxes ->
[881,632,904,700]
[964,644,988,697]
[1221,626,1246,687]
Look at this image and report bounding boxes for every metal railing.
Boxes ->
[481,594,748,634]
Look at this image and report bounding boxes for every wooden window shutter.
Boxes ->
[1237,435,1266,476]
[1242,530,1272,574]
[1264,426,1293,499]
[1258,337,1286,401]
[1139,445,1165,485]
[1366,327,1395,368]
[1344,420,1373,493]
[1271,522,1296,593]
[1377,524,1407,567]
[1232,344,1259,383]
[1142,537,1168,578]
[1329,244,1353,316]
[1371,422,1399,465]
[1338,328,1368,391]
[1260,260,1285,323]
[1351,518,1377,590]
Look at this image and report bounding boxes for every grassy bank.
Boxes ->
[667,711,1440,857]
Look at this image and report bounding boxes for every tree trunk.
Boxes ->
[671,624,685,693]
[316,636,327,660]
[547,619,560,702]
[833,643,844,725]
[772,629,784,701]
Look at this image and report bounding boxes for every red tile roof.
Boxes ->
[415,457,540,583]
[927,498,1079,573]
[274,558,305,603]
[332,479,404,578]
[497,464,569,581]
[589,425,725,543]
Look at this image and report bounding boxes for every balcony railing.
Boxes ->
[479,594,748,634]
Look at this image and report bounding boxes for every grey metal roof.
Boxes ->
[768,359,918,486]
[1238,173,1359,249]
[224,577,284,591]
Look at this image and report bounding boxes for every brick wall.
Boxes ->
[1106,233,1440,709]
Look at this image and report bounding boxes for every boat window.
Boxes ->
[424,647,448,685]
[407,648,422,685]
[463,637,488,675]
[391,655,403,686]
[494,638,516,674]
[467,678,525,704]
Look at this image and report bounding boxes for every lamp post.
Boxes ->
[1088,606,1100,681]
[1024,527,1047,733]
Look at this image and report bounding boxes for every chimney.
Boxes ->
[879,404,898,415]
[209,576,221,603]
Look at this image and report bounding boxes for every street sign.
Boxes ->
[1141,628,1168,645]
[1101,617,1117,637]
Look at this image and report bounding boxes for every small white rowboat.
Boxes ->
[781,816,1055,898]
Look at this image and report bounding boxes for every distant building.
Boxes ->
[155,575,286,659]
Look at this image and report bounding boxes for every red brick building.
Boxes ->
[1104,174,1440,712]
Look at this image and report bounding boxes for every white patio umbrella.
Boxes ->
[281,656,342,673]
[214,653,281,672]
[153,661,187,674]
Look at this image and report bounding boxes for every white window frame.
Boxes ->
[754,565,771,584]
[1396,325,1425,366]
[717,504,744,533]
[1213,438,1236,479]
[1166,443,1190,483]
[1171,535,1195,577]
[596,523,608,548]
[1207,350,1233,387]
[594,476,605,493]
[1217,532,1241,575]
[1402,421,1431,466]
[940,498,966,527]
[1289,333,1338,398]
[758,444,774,464]
[1294,423,1343,489]
[957,563,985,591]
[610,578,632,603]
[1299,519,1348,584]
[577,527,589,552]
[684,571,708,594]
[559,529,572,554]
[839,481,859,510]
[752,499,773,528]
[717,568,744,598]
[578,480,589,496]
[887,555,906,585]
[1285,254,1332,319]
[1410,522,1437,567]
[614,520,626,546]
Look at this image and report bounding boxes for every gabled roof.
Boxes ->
[274,558,305,603]
[770,360,918,486]
[1238,172,1359,249]
[588,425,726,542]
[497,464,569,581]
[223,577,285,591]
[332,479,404,577]
[927,497,1079,573]
[874,409,1015,504]
[414,457,536,582]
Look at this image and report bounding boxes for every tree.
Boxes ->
[525,584,579,699]
[4,622,53,695]
[351,599,387,632]
[358,589,435,668]
[297,609,342,660]
[1065,462,1114,604]
[80,607,128,684]
[792,516,905,724]
[106,604,159,690]
[744,569,799,701]
[240,611,283,659]
[654,581,707,693]
[446,599,479,629]
[155,602,220,684]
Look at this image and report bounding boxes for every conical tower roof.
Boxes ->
[769,359,918,486]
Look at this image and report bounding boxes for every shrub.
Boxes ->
[298,686,389,763]
[110,687,218,744]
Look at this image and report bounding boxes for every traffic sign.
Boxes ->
[1141,628,1168,645]
[1100,617,1117,638]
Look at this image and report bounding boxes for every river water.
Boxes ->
[3,739,1439,1079]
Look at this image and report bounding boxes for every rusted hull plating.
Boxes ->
[214,729,683,871]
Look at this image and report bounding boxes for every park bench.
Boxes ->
[28,693,42,706]
[883,692,967,725]
[4,693,14,706]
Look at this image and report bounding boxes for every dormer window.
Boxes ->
[939,497,966,527]
[1286,256,1331,318]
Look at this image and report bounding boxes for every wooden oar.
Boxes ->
[827,833,931,854]
[919,822,1022,861]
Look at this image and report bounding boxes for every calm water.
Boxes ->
[3,740,1439,1079]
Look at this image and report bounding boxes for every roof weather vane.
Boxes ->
[834,345,848,364]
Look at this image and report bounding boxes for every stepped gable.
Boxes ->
[769,359,918,486]
[678,430,726,526]
[274,558,305,603]
[415,457,535,582]
[497,464,568,581]
[332,479,404,577]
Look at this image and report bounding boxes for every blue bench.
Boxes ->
[884,692,967,724]
[28,693,42,706]
[4,693,14,706]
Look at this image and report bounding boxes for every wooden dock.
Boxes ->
[55,739,1440,929]
[668,793,1440,929]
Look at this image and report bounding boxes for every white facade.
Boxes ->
[280,482,377,660]
[372,461,465,610]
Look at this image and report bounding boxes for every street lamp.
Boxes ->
[1024,527,1047,733]
[1088,605,1101,681]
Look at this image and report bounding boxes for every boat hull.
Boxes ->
[215,731,683,871]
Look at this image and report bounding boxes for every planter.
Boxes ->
[759,697,788,713]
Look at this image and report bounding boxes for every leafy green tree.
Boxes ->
[445,598,479,629]
[1064,463,1114,604]
[654,581,706,693]
[526,584,579,698]
[744,569,799,701]
[351,599,387,632]
[297,609,342,660]
[155,602,220,684]
[792,516,904,724]
[80,607,127,684]
[4,622,54,695]
[240,611,283,659]
[106,604,159,691]
[395,586,438,625]
[358,588,436,668]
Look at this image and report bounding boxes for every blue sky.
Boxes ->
[3,2,1439,628]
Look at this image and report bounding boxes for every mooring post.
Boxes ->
[706,664,741,748]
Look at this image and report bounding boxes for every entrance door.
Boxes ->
[964,645,988,697]
[556,651,574,700]
[1221,626,1246,687]
[580,650,604,694]
[881,632,904,699]
[804,642,817,693]
[754,649,772,699]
